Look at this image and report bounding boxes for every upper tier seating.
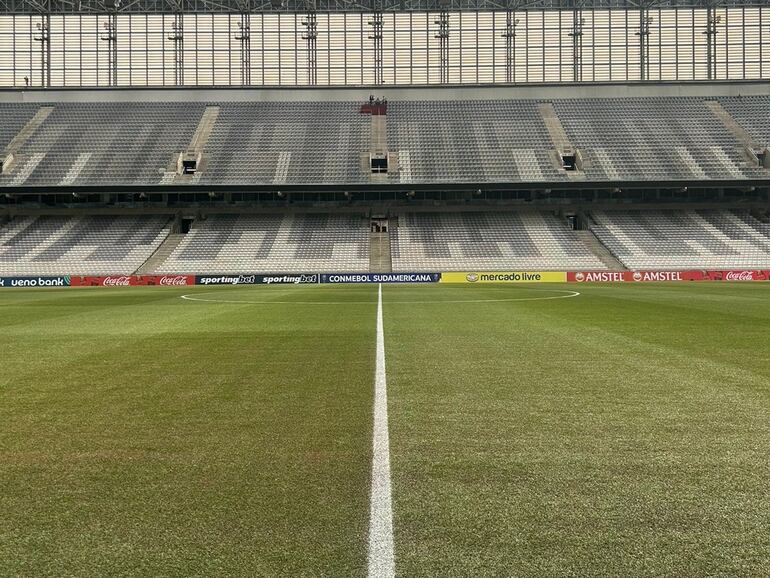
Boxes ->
[0,104,40,151]
[156,213,369,273]
[552,97,758,181]
[589,209,770,270]
[718,96,770,149]
[391,211,606,271]
[198,102,370,185]
[0,96,768,186]
[386,100,565,184]
[0,103,204,186]
[0,215,171,275]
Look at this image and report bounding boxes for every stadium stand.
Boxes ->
[0,103,204,186]
[0,215,171,275]
[155,213,369,273]
[390,212,607,271]
[589,209,770,270]
[197,102,370,185]
[0,104,40,150]
[0,95,769,186]
[386,100,565,183]
[552,98,759,181]
[718,96,770,150]
[3,209,770,274]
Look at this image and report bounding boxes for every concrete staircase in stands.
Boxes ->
[369,232,392,273]
[135,233,185,274]
[576,230,627,270]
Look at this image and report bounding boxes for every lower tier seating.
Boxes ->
[590,209,770,270]
[2,209,769,276]
[390,212,607,271]
[155,213,370,273]
[0,215,170,275]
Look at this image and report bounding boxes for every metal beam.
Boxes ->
[0,0,764,16]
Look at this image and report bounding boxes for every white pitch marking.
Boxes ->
[179,289,581,306]
[368,283,395,578]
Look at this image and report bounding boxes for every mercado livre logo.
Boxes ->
[478,272,543,282]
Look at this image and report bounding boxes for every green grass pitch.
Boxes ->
[1,283,769,577]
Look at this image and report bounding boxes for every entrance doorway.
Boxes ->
[371,217,389,233]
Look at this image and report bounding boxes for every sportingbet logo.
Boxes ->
[199,275,256,285]
[262,274,318,284]
[158,275,189,286]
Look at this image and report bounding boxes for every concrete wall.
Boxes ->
[1,80,769,104]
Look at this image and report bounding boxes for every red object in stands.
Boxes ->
[360,102,387,116]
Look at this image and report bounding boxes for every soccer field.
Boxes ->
[2,283,770,577]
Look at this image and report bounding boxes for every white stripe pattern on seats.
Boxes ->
[58,152,92,186]
[10,153,46,186]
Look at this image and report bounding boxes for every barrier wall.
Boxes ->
[567,270,770,282]
[2,270,770,287]
[69,275,195,286]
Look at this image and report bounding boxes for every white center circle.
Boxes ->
[179,288,581,305]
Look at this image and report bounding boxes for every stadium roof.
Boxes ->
[0,0,764,15]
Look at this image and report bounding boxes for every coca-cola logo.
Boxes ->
[724,271,753,281]
[158,275,189,286]
[103,276,131,286]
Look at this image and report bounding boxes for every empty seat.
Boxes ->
[391,211,606,272]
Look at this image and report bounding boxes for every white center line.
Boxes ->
[368,283,395,578]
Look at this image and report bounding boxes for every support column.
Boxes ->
[636,9,652,81]
[704,8,721,80]
[100,13,118,87]
[33,14,51,88]
[435,10,450,84]
[302,11,318,85]
[235,13,251,85]
[168,13,184,86]
[369,11,383,85]
[502,11,518,83]
[568,9,583,82]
